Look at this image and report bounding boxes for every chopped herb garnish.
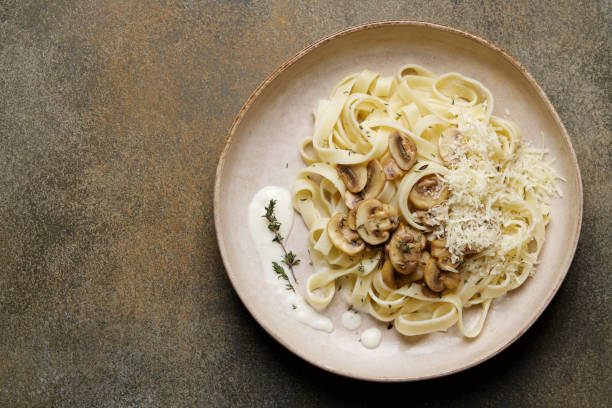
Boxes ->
[343,90,349,94]
[397,242,412,253]
[299,198,307,201]
[291,304,296,309]
[464,279,468,283]
[387,323,393,330]
[418,164,429,171]
[285,163,288,168]
[358,262,365,273]
[359,124,363,130]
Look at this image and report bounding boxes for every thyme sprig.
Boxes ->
[272,261,294,292]
[263,199,299,288]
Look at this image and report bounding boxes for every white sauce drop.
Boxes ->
[341,310,361,330]
[360,328,382,349]
[248,186,333,333]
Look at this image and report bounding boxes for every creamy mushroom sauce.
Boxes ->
[248,186,333,333]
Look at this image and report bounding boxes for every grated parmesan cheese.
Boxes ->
[429,106,562,275]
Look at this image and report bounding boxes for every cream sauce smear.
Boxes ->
[360,328,382,349]
[248,186,333,333]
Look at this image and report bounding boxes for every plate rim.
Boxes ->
[213,20,583,382]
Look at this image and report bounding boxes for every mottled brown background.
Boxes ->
[0,0,610,407]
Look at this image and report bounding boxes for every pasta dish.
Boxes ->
[291,65,561,337]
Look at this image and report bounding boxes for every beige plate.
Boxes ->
[214,21,582,381]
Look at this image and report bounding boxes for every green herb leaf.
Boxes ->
[282,251,301,267]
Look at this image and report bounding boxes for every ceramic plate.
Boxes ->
[214,21,582,381]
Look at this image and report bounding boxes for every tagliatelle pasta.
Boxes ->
[291,64,562,338]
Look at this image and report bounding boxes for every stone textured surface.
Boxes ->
[0,0,610,406]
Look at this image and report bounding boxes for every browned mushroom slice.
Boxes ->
[381,259,397,289]
[412,250,431,281]
[430,239,460,271]
[326,213,365,256]
[423,257,445,292]
[363,160,385,199]
[389,131,418,171]
[408,174,450,210]
[355,199,400,245]
[337,164,367,193]
[438,128,465,163]
[415,206,448,227]
[430,239,447,258]
[344,191,363,210]
[387,224,426,275]
[421,284,440,298]
[395,274,413,288]
[346,207,357,230]
[440,271,461,290]
[380,151,404,180]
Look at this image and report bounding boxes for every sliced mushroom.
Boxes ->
[415,205,448,227]
[430,239,460,271]
[387,224,426,275]
[430,239,447,258]
[346,207,357,230]
[440,271,461,290]
[412,250,431,281]
[381,259,397,289]
[421,285,440,298]
[408,174,450,210]
[438,128,465,163]
[437,257,460,272]
[355,199,400,245]
[380,151,404,180]
[395,274,413,288]
[389,131,418,171]
[327,213,365,256]
[363,160,385,199]
[423,257,445,292]
[337,164,367,193]
[344,191,363,210]
[381,258,414,289]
